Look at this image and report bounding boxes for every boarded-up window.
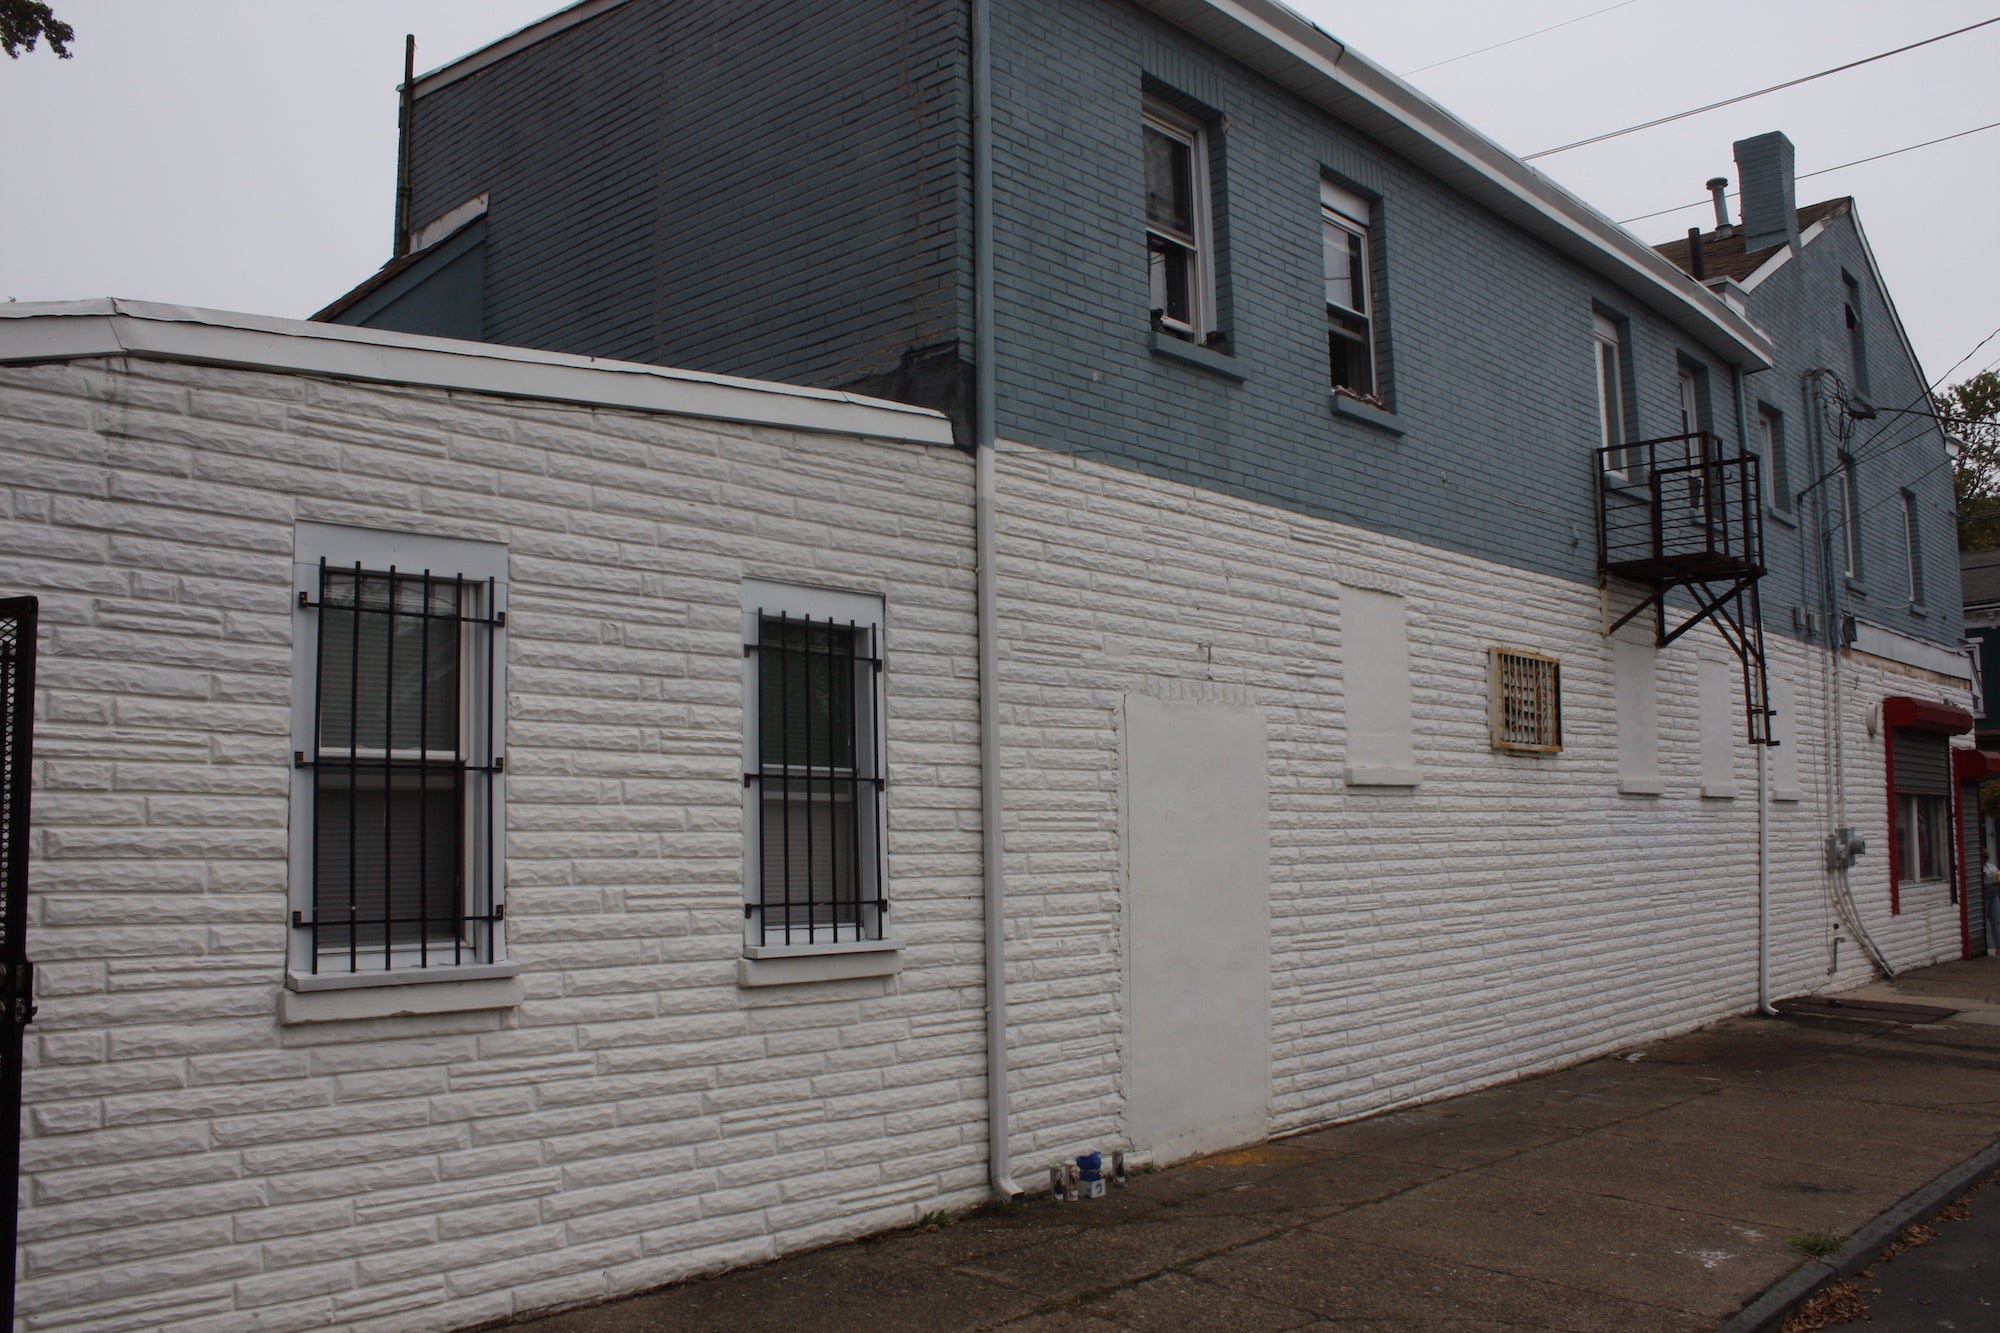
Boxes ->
[1342,586,1418,786]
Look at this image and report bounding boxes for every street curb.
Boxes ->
[1714,1137,2000,1333]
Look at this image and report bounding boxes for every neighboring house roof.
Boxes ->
[1962,549,2000,610]
[1653,198,1853,284]
[313,232,457,324]
[0,300,954,447]
[1654,193,1936,393]
[403,0,1775,372]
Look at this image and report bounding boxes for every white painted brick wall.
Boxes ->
[1,356,984,1332]
[988,440,1973,1175]
[0,354,1974,1330]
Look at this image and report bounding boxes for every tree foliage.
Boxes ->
[1,0,72,59]
[1943,370,2000,550]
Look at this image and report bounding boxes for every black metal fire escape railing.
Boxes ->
[1598,432,1776,747]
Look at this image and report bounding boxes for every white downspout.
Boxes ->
[1734,365,1778,1016]
[972,0,1020,1203]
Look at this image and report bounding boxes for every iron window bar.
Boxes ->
[293,559,503,974]
[743,611,886,947]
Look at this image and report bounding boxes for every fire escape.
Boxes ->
[1598,433,1775,746]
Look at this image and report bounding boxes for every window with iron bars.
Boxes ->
[1490,647,1562,753]
[290,527,506,980]
[741,583,886,951]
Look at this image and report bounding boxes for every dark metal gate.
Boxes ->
[0,597,40,1325]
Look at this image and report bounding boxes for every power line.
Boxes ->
[1401,0,1645,76]
[1522,16,2000,160]
[1617,119,2000,225]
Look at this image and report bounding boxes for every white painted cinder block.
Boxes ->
[0,353,1974,1331]
[0,356,983,1331]
[986,440,1973,1178]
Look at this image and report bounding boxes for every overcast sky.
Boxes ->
[3,0,1994,384]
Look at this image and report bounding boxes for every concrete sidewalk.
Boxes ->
[493,957,2000,1333]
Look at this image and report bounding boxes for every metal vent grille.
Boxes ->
[1490,647,1562,753]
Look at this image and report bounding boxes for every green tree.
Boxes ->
[1943,370,2000,549]
[1,1,72,59]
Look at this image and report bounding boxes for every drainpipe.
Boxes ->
[972,0,1020,1203]
[1734,365,1776,1015]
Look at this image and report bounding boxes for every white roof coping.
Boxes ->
[0,299,957,448]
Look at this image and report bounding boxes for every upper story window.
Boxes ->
[1902,489,1926,607]
[1758,405,1791,512]
[1144,101,1213,342]
[289,524,508,983]
[1594,313,1632,476]
[1843,271,1872,400]
[1322,181,1376,398]
[1836,452,1862,578]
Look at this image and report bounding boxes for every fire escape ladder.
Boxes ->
[1598,432,1776,747]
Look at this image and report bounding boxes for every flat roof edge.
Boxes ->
[0,300,956,449]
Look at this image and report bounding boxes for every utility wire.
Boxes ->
[1522,16,2000,160]
[1401,0,1645,76]
[1618,118,2000,225]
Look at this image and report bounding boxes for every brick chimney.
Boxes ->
[1733,132,1798,252]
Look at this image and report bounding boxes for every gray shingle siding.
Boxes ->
[1737,211,1962,649]
[400,0,973,433]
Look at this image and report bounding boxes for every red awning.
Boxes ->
[1883,696,1975,736]
[1955,747,2000,782]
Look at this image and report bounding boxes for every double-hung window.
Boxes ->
[289,524,507,983]
[1836,453,1862,578]
[1144,102,1212,341]
[1322,181,1377,399]
[1594,314,1632,477]
[741,581,887,953]
[1758,405,1791,512]
[1897,791,1950,884]
[1902,489,1926,607]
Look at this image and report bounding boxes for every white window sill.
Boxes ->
[280,974,524,1024]
[737,945,904,988]
[1617,776,1664,796]
[1344,765,1422,788]
[1701,782,1738,799]
[1773,788,1804,803]
[741,937,903,960]
[286,961,521,992]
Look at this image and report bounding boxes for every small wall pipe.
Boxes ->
[971,0,1020,1203]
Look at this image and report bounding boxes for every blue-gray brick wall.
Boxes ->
[986,0,1742,596]
[368,0,1958,652]
[398,0,972,427]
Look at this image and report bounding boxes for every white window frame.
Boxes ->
[1143,100,1214,341]
[1837,453,1862,579]
[287,523,511,990]
[740,580,893,958]
[1322,180,1378,400]
[1901,489,1925,608]
[1593,314,1632,479]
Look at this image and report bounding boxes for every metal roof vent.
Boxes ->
[1707,177,1734,237]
